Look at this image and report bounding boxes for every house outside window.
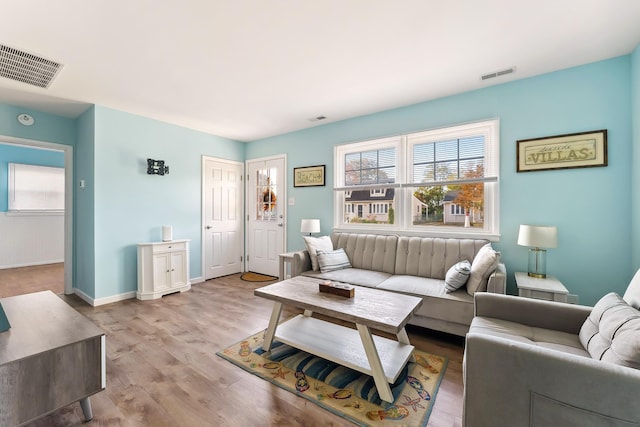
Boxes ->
[334,119,499,238]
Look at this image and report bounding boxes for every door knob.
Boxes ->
[277,223,283,227]
[205,225,212,229]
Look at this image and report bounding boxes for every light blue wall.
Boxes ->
[0,104,76,145]
[0,144,65,212]
[247,56,633,305]
[75,107,96,296]
[632,45,640,270]
[91,106,245,299]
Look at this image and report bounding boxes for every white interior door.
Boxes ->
[203,157,243,280]
[246,156,286,277]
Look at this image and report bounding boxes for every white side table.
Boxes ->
[278,252,297,281]
[515,271,569,303]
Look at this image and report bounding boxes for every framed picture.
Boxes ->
[294,165,325,187]
[516,129,607,172]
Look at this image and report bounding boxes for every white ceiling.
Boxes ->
[1,1,640,142]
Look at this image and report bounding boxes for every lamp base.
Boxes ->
[527,248,547,278]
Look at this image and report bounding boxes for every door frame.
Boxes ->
[201,156,245,279]
[245,154,287,273]
[0,135,73,295]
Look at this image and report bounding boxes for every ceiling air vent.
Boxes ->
[0,44,63,89]
[481,66,516,81]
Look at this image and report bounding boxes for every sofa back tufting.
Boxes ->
[394,236,489,280]
[331,233,398,274]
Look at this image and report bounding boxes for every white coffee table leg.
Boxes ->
[262,302,283,351]
[79,397,93,421]
[356,323,394,403]
[396,327,415,362]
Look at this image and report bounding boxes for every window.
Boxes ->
[8,163,65,212]
[334,120,499,238]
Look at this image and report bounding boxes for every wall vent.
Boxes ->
[0,44,63,89]
[481,66,516,81]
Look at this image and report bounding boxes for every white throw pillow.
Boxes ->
[444,260,471,293]
[303,235,333,271]
[579,292,640,368]
[317,248,352,273]
[467,244,500,295]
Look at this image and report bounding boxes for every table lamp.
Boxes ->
[517,224,558,278]
[300,219,320,236]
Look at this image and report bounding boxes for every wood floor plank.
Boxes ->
[1,267,464,427]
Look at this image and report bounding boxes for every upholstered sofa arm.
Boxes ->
[291,250,311,277]
[486,263,507,294]
[474,293,592,334]
[463,333,640,426]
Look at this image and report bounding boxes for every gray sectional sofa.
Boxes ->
[291,232,507,336]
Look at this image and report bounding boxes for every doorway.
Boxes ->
[0,136,73,295]
[246,155,286,277]
[202,157,244,280]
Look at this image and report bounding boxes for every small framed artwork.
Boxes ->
[516,129,607,172]
[294,165,326,187]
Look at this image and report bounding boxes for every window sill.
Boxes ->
[5,211,65,217]
[332,226,500,242]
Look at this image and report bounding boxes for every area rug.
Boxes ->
[217,329,448,426]
[240,272,278,282]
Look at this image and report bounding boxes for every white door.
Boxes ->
[203,157,243,280]
[246,156,286,277]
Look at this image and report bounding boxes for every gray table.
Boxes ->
[0,291,105,426]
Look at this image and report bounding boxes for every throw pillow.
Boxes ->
[316,248,352,273]
[467,243,500,296]
[444,260,472,293]
[303,235,333,271]
[579,292,640,368]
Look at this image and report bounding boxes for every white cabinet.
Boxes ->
[137,239,191,300]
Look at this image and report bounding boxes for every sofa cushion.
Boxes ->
[301,268,391,288]
[445,260,471,292]
[377,275,475,326]
[303,235,333,271]
[471,316,590,357]
[394,236,488,280]
[316,248,351,272]
[467,243,500,296]
[579,292,640,368]
[331,233,398,274]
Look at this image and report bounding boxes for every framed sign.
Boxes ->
[517,130,607,172]
[294,165,325,187]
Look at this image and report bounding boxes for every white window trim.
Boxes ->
[334,119,500,240]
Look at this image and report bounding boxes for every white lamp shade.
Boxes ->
[300,219,320,234]
[517,224,558,248]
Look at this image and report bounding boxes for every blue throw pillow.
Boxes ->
[445,260,471,293]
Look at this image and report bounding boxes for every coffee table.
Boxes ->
[254,276,422,403]
[0,291,105,426]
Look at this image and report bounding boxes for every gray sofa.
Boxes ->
[463,270,640,426]
[291,232,507,336]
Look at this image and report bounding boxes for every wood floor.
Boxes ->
[5,269,465,427]
[0,263,64,298]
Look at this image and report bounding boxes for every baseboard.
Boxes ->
[191,276,204,284]
[74,288,136,307]
[0,259,64,270]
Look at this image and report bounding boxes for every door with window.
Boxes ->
[203,157,243,280]
[246,156,286,277]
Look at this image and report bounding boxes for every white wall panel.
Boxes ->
[0,213,64,269]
